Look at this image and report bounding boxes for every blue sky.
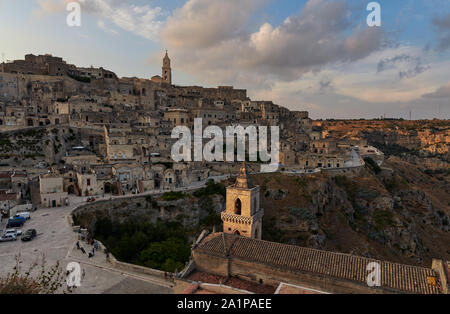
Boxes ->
[0,0,449,119]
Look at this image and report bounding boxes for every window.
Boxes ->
[234,198,242,215]
[87,179,91,186]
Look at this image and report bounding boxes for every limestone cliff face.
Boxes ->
[417,129,450,155]
[363,128,449,157]
[252,166,450,267]
[0,126,81,166]
[72,194,224,235]
[315,120,449,163]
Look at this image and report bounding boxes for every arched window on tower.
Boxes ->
[234,198,242,215]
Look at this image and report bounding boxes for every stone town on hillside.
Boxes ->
[0,52,379,210]
[3,53,448,295]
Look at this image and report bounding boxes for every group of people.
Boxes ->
[76,237,110,262]
[76,238,100,258]
[163,272,175,282]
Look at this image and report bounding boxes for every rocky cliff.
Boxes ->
[315,120,449,166]
[249,160,449,267]
[72,193,224,240]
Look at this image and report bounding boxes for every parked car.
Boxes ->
[4,229,22,237]
[15,212,31,220]
[86,197,96,203]
[7,217,25,228]
[0,234,17,242]
[21,229,37,242]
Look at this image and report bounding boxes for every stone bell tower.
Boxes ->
[221,163,263,239]
[162,50,172,85]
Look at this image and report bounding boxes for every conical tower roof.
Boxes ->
[234,162,254,189]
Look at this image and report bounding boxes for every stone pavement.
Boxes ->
[0,173,236,293]
[0,199,173,294]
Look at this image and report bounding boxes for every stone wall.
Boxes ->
[192,251,401,294]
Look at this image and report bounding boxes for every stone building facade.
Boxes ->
[221,163,263,240]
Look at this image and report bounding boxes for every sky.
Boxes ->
[0,0,449,119]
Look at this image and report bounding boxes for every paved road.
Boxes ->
[0,173,242,293]
[0,200,173,294]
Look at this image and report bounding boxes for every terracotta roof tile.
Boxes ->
[196,233,441,294]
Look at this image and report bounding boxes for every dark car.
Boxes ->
[7,217,25,228]
[21,229,37,242]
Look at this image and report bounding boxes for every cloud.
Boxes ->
[33,0,71,17]
[34,0,164,40]
[377,54,430,79]
[161,0,265,49]
[423,82,450,99]
[247,45,450,116]
[432,13,450,51]
[97,20,118,35]
[160,0,385,88]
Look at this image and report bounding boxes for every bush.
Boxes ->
[161,191,186,201]
[193,180,225,198]
[364,157,381,174]
[68,73,91,83]
[0,255,67,294]
[94,218,191,272]
[373,209,394,230]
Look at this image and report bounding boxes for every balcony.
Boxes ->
[221,208,264,226]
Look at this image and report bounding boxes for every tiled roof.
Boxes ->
[0,193,18,201]
[196,233,442,294]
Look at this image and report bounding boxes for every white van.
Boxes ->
[4,229,22,237]
[15,212,31,220]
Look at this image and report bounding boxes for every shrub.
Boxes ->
[364,157,381,174]
[373,209,394,230]
[0,255,67,294]
[193,180,225,198]
[161,191,186,201]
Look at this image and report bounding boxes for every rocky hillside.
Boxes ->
[316,119,449,167]
[246,160,449,267]
[0,126,80,167]
[72,190,225,240]
[72,160,449,268]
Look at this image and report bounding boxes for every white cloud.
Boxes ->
[162,0,265,49]
[97,20,117,35]
[160,0,384,87]
[35,0,164,40]
[247,45,450,118]
[423,82,450,98]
